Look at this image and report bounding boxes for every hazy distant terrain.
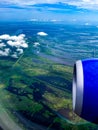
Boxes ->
[0,22,98,130]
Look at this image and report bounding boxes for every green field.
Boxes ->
[0,43,97,130]
[0,20,98,130]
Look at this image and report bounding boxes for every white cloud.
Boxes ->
[33,42,40,47]
[51,19,57,22]
[7,40,28,48]
[83,0,98,4]
[85,22,90,25]
[30,19,38,21]
[0,34,28,48]
[63,0,98,10]
[21,42,28,48]
[37,32,48,36]
[7,41,20,47]
[0,43,6,48]
[11,53,18,58]
[0,50,9,56]
[17,48,23,54]
[4,48,10,54]
[0,34,10,40]
[0,0,98,10]
[1,0,61,6]
[0,34,26,41]
[1,0,98,8]
[0,34,28,58]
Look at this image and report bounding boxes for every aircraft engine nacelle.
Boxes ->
[73,59,98,123]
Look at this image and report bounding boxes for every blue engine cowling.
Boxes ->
[73,58,98,123]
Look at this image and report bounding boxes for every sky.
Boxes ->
[0,0,98,24]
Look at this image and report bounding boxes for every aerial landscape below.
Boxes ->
[0,21,98,130]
